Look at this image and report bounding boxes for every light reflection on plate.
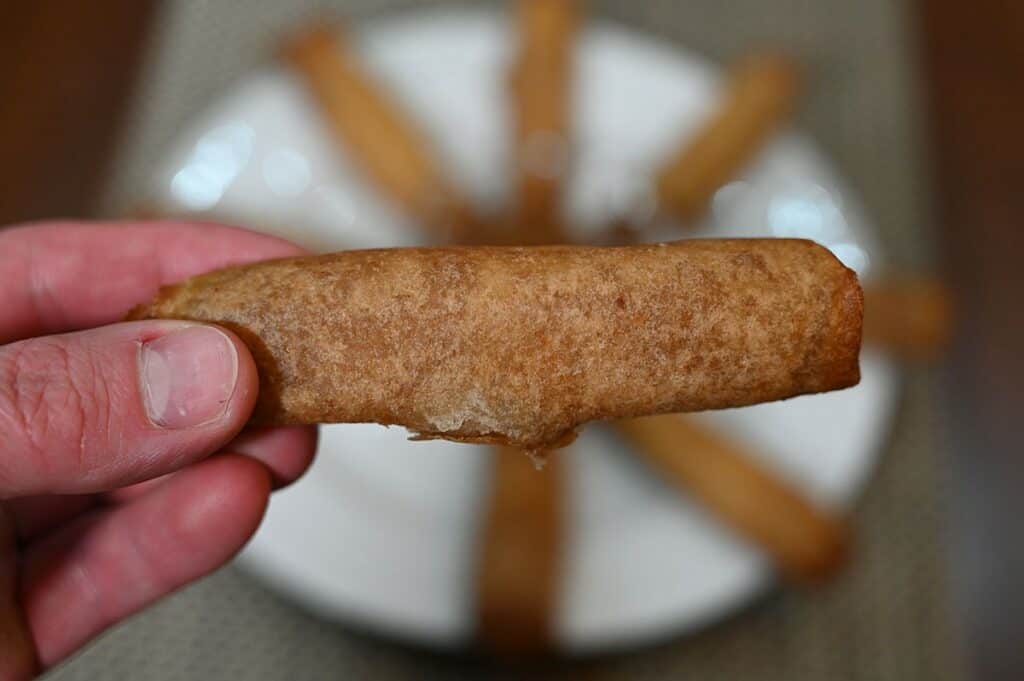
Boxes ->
[170,123,255,211]
[261,147,312,198]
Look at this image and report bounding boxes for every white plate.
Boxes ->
[150,7,897,654]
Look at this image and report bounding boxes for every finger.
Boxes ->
[5,495,97,541]
[0,505,38,680]
[20,454,270,669]
[5,429,304,536]
[0,320,258,497]
[0,220,305,344]
[226,426,318,488]
[105,425,318,504]
[102,476,175,505]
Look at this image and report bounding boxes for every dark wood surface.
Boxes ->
[918,2,1024,679]
[1,1,1023,679]
[0,0,159,224]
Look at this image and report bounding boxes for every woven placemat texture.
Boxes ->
[52,1,964,679]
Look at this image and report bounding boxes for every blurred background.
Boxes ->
[2,1,1022,680]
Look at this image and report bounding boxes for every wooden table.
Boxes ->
[0,0,158,223]
[918,2,1024,678]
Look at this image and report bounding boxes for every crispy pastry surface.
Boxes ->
[128,239,862,448]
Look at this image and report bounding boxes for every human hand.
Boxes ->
[0,221,318,679]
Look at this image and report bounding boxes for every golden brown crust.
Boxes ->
[509,0,579,244]
[128,239,862,448]
[475,446,562,653]
[863,275,952,359]
[281,24,482,241]
[617,415,850,582]
[655,54,801,223]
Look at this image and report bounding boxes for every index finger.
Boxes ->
[0,220,306,344]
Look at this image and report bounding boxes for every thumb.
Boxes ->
[0,321,258,497]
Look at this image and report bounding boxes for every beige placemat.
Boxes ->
[52,0,964,678]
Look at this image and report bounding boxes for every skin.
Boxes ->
[0,221,318,679]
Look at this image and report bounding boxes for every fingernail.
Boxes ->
[140,325,239,429]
